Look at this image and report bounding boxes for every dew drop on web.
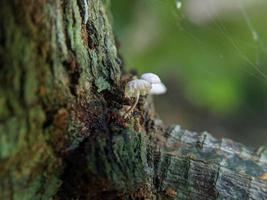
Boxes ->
[176,0,182,10]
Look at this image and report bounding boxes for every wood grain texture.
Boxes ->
[157,125,267,199]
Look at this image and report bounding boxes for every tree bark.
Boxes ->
[0,1,266,200]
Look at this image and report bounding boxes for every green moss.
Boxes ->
[0,117,26,159]
[13,147,61,200]
[85,129,150,192]
[95,76,111,92]
[0,90,9,119]
[67,119,85,150]
[0,0,123,198]
[15,175,61,200]
[65,1,90,69]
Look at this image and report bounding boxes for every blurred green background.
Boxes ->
[111,0,267,147]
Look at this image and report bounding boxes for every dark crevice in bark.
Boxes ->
[62,55,81,96]
[42,109,56,130]
[86,22,99,50]
[69,69,81,96]
[57,139,91,199]
[77,0,87,22]
[19,68,26,107]
[57,133,123,199]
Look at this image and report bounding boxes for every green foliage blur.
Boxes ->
[111,0,267,146]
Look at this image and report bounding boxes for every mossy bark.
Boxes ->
[0,1,266,200]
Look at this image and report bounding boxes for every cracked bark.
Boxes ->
[0,0,266,199]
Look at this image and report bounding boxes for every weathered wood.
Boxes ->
[158,125,267,199]
[0,0,266,199]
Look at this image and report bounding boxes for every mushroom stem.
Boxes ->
[124,91,140,118]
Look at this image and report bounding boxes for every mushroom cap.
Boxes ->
[140,73,161,84]
[125,79,152,97]
[150,82,167,95]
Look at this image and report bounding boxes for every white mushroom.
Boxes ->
[124,79,152,118]
[150,82,167,95]
[124,72,167,118]
[141,73,167,95]
[140,73,161,84]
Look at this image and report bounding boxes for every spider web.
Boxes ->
[144,0,267,146]
[174,0,267,81]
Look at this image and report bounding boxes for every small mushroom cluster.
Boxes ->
[124,73,167,118]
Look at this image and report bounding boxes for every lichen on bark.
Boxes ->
[0,0,122,199]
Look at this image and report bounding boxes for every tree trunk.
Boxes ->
[0,1,266,199]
